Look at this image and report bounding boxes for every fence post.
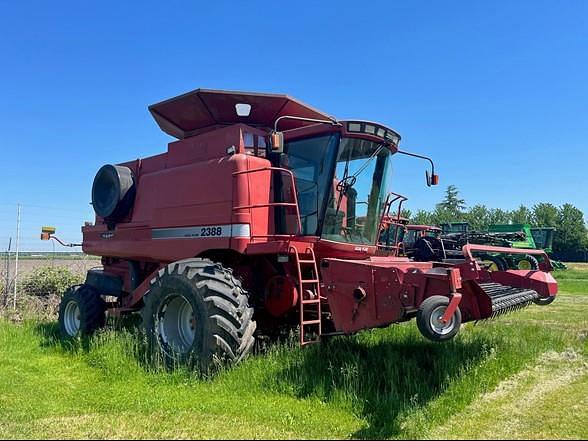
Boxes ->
[13,204,21,310]
[2,238,11,307]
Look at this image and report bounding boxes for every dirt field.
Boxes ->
[1,256,101,280]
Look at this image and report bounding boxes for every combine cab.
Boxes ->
[56,89,558,371]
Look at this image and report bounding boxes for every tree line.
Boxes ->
[401,185,588,255]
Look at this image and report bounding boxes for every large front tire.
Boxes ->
[142,258,256,372]
[58,284,106,338]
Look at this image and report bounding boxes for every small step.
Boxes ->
[302,298,321,305]
[299,259,316,264]
[301,339,320,346]
[301,279,320,284]
[302,319,321,325]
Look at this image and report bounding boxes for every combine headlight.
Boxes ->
[364,124,376,135]
[346,121,400,145]
[348,122,362,132]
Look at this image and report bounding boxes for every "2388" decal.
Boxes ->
[200,227,223,237]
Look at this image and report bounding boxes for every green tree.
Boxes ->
[411,209,436,226]
[487,208,512,226]
[532,203,558,227]
[436,185,466,214]
[464,204,490,230]
[400,208,412,220]
[433,206,464,225]
[554,204,588,253]
[511,204,533,225]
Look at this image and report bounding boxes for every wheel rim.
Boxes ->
[518,259,532,270]
[63,300,81,336]
[482,260,499,271]
[429,305,455,335]
[157,295,196,354]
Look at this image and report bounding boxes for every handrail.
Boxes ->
[232,166,302,235]
[377,191,409,256]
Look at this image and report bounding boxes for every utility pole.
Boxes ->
[13,204,21,310]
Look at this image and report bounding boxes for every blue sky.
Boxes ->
[0,0,586,251]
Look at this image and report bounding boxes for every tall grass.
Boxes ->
[0,268,585,439]
[3,308,576,439]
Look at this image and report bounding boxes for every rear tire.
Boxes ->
[517,255,539,270]
[480,255,508,272]
[417,295,462,342]
[58,284,106,338]
[142,258,256,372]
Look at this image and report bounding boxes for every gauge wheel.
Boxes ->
[417,295,462,342]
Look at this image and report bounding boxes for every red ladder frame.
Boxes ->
[290,246,322,346]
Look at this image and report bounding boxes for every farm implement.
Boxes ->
[438,222,567,271]
[49,89,558,371]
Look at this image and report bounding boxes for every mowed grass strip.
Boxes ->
[0,269,586,439]
[429,349,588,440]
[554,268,588,294]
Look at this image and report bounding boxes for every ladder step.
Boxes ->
[293,246,322,347]
[301,339,320,346]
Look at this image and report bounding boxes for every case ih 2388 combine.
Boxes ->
[53,89,558,371]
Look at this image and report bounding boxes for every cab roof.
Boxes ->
[149,88,335,139]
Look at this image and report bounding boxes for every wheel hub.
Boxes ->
[64,300,81,337]
[157,295,196,354]
[429,305,455,335]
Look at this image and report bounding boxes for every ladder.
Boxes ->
[290,246,322,346]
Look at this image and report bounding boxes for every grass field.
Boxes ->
[0,267,586,439]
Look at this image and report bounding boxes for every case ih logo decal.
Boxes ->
[152,224,251,240]
[101,232,115,239]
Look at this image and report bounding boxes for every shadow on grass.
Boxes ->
[271,332,489,439]
[34,314,145,356]
[33,316,216,377]
[34,319,492,439]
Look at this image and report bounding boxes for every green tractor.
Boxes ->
[489,224,567,270]
[439,223,567,271]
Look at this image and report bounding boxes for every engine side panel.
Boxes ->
[82,124,273,263]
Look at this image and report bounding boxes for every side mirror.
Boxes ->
[270,131,284,153]
[426,170,439,187]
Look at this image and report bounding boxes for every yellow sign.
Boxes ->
[41,226,56,235]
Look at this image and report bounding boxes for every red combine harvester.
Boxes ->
[56,89,558,371]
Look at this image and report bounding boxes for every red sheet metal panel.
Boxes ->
[149,89,335,138]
